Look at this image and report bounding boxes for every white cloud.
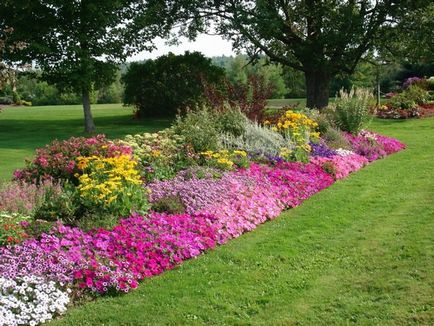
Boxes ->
[128,34,237,61]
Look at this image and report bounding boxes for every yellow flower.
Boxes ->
[233,150,247,157]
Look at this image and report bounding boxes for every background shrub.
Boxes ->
[123,52,225,118]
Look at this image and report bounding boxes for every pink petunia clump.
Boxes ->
[310,153,368,179]
[0,213,218,294]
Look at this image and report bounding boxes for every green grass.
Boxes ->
[267,98,307,108]
[0,104,170,180]
[48,117,434,325]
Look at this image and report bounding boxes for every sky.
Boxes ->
[128,34,237,61]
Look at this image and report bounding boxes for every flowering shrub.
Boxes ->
[345,131,387,161]
[0,276,70,326]
[0,212,31,246]
[403,77,426,89]
[0,180,62,215]
[14,135,132,184]
[76,155,149,216]
[199,149,249,170]
[121,130,195,183]
[377,104,420,119]
[267,109,319,162]
[380,83,432,119]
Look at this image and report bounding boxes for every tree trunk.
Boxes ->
[82,89,96,133]
[305,70,332,109]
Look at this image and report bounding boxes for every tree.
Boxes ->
[0,27,25,95]
[381,1,434,65]
[218,55,288,98]
[174,0,416,109]
[0,0,173,132]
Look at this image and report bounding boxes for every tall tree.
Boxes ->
[174,0,415,108]
[0,0,172,132]
[381,1,434,65]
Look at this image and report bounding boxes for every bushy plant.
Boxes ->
[123,52,225,118]
[122,130,195,183]
[327,88,373,135]
[0,180,61,215]
[214,107,247,137]
[266,109,320,162]
[172,107,222,152]
[33,183,78,224]
[14,135,132,184]
[76,155,149,217]
[321,127,352,150]
[219,119,290,159]
[0,212,31,246]
[203,74,275,121]
[345,131,387,161]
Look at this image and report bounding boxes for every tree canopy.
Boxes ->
[172,0,429,108]
[0,0,175,131]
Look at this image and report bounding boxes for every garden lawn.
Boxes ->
[0,104,170,180]
[50,117,434,325]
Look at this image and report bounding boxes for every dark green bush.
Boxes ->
[122,52,225,118]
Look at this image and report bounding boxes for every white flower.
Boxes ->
[0,276,71,326]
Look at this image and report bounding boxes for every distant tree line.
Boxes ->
[2,54,433,109]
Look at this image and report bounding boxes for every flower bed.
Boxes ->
[0,108,406,325]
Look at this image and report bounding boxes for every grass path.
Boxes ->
[0,104,170,180]
[48,118,434,325]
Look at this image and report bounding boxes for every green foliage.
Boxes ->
[0,96,13,105]
[123,52,225,118]
[15,72,123,106]
[219,119,290,158]
[151,195,186,215]
[327,88,374,135]
[388,85,430,110]
[121,130,195,183]
[214,107,247,137]
[172,107,222,152]
[321,127,352,150]
[172,105,248,153]
[0,0,175,130]
[216,55,288,98]
[175,1,408,108]
[33,183,78,224]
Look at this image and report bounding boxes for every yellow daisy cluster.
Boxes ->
[76,155,142,207]
[199,149,248,170]
[275,110,318,133]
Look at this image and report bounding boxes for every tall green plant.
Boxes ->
[328,88,374,135]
